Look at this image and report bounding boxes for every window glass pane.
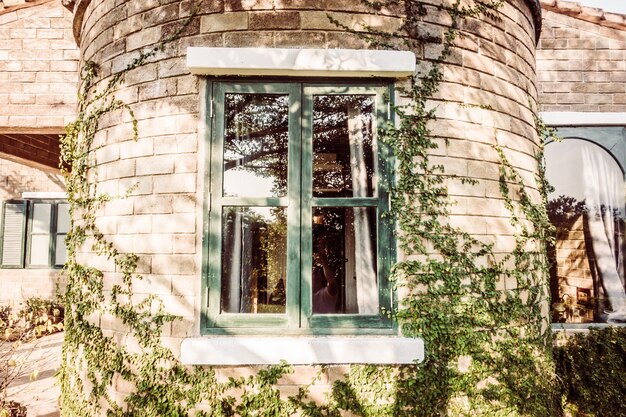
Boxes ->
[57,203,70,234]
[223,94,289,197]
[29,234,50,265]
[221,206,287,314]
[546,139,626,323]
[55,234,67,266]
[32,203,51,233]
[312,207,377,314]
[313,95,376,198]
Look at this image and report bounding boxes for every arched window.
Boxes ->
[545,134,626,324]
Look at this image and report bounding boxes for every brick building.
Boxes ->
[0,0,78,303]
[538,0,626,325]
[1,0,625,412]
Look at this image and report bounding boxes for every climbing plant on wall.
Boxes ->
[58,1,560,416]
[347,1,558,416]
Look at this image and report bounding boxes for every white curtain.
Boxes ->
[224,211,243,313]
[347,103,377,314]
[582,146,626,322]
[223,211,256,313]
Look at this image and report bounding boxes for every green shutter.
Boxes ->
[1,201,27,268]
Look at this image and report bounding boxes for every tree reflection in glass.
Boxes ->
[546,138,626,323]
[313,95,376,198]
[221,207,287,314]
[312,207,377,314]
[223,94,289,197]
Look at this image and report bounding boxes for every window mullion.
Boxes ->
[286,83,304,328]
[310,197,379,207]
[49,202,57,267]
[299,86,314,328]
[206,81,227,324]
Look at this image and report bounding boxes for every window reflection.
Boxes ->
[313,95,376,198]
[30,203,51,266]
[223,94,289,197]
[221,207,287,314]
[546,139,626,323]
[312,207,377,314]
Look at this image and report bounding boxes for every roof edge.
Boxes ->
[68,0,89,45]
[540,0,626,32]
[524,0,543,42]
[0,0,55,17]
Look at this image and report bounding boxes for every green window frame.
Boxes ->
[202,81,395,334]
[0,199,69,269]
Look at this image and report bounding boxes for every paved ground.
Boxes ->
[5,331,62,417]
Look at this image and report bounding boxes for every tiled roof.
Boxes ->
[0,0,49,14]
[541,0,626,31]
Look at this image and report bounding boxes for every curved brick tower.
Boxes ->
[64,0,542,411]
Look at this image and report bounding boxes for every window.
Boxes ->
[0,199,69,268]
[203,81,394,333]
[545,127,626,324]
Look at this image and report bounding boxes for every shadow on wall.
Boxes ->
[45,172,66,191]
[0,158,65,200]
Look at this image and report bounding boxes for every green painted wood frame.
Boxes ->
[202,80,396,335]
[25,200,64,269]
[0,200,27,268]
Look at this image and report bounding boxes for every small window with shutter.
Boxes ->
[0,199,69,269]
[1,201,27,268]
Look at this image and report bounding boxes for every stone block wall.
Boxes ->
[0,155,64,201]
[0,0,78,129]
[422,0,541,289]
[537,4,626,112]
[0,268,63,305]
[71,0,541,405]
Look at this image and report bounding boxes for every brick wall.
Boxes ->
[0,269,64,305]
[537,8,626,112]
[0,0,78,129]
[0,1,72,304]
[0,154,64,200]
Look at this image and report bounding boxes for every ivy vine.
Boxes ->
[58,1,561,416]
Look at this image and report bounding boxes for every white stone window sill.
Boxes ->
[186,47,416,78]
[181,336,424,365]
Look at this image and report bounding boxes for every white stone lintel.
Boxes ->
[186,47,416,78]
[541,111,626,126]
[180,336,424,365]
[21,192,67,199]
